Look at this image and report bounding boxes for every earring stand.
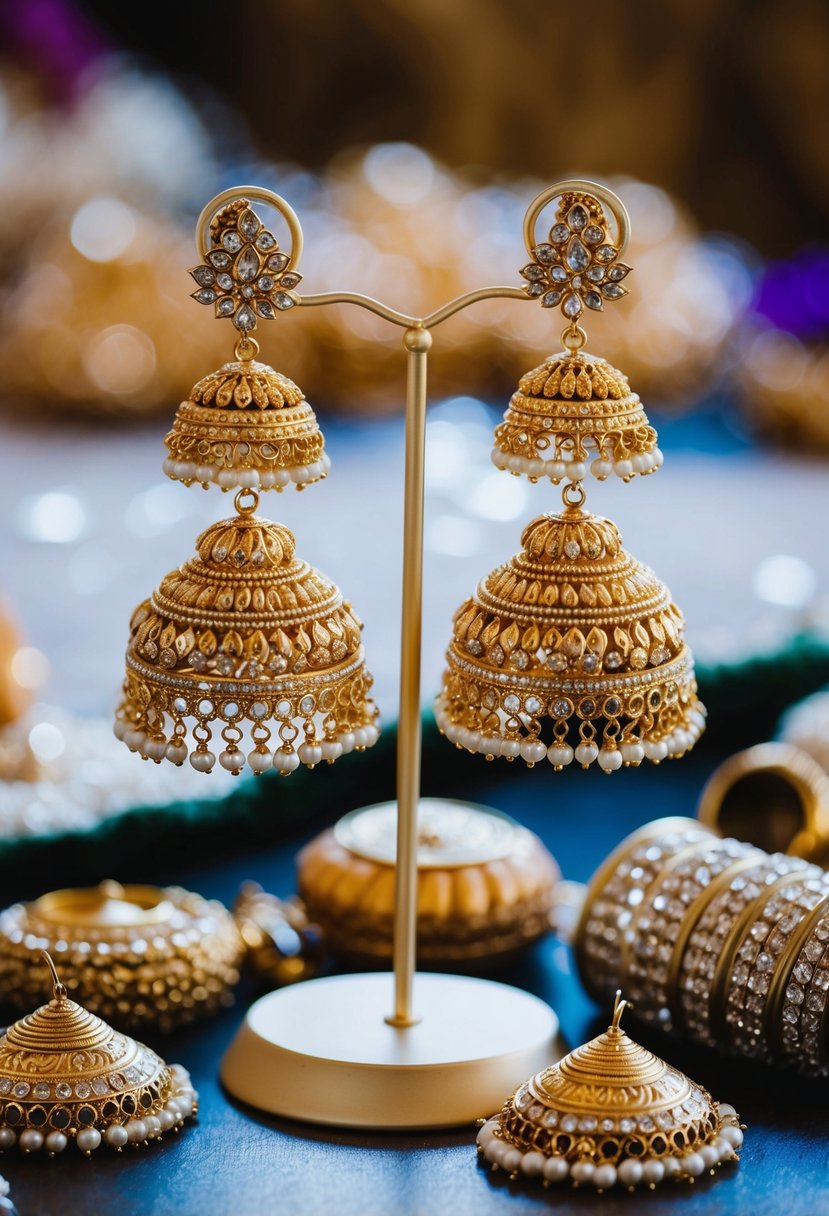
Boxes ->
[219,187,590,1129]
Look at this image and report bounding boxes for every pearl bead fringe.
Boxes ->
[491,446,663,483]
[162,451,331,492]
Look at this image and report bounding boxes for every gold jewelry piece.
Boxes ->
[296,801,559,964]
[117,187,380,777]
[476,992,743,1191]
[164,188,327,494]
[0,952,196,1156]
[697,741,829,863]
[493,181,660,485]
[438,182,704,771]
[575,818,829,1073]
[0,881,243,1032]
[234,883,326,987]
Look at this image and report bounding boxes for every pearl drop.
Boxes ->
[507,455,524,474]
[247,748,272,773]
[479,736,501,758]
[113,719,129,741]
[320,452,332,471]
[491,448,509,470]
[321,740,343,762]
[173,461,191,480]
[126,1119,147,1144]
[526,459,546,479]
[617,1159,643,1186]
[591,458,612,480]
[567,461,587,481]
[631,452,649,473]
[162,458,175,477]
[219,748,244,772]
[520,739,547,765]
[298,742,323,766]
[105,1124,129,1149]
[547,461,567,481]
[273,469,291,487]
[641,1159,664,1184]
[259,470,277,488]
[145,1116,161,1138]
[165,739,188,765]
[19,1129,43,1153]
[0,1129,16,1149]
[217,469,237,490]
[592,1164,617,1190]
[274,749,299,775]
[501,1147,522,1172]
[699,1144,719,1168]
[464,730,482,753]
[720,1125,743,1149]
[476,1121,497,1146]
[363,724,380,746]
[500,738,521,759]
[196,465,215,483]
[681,1152,705,1177]
[237,469,260,488]
[598,748,623,772]
[338,732,355,755]
[547,743,574,768]
[653,447,664,467]
[620,741,645,765]
[125,728,146,751]
[520,1150,545,1177]
[157,1110,175,1133]
[614,459,634,479]
[45,1131,67,1154]
[77,1128,101,1154]
[571,1160,595,1184]
[543,1156,569,1182]
[483,1139,502,1164]
[643,739,668,762]
[661,1156,680,1177]
[575,742,598,767]
[717,1103,737,1118]
[189,749,216,772]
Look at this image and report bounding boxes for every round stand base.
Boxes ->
[221,971,560,1129]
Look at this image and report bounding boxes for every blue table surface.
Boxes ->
[1,750,827,1216]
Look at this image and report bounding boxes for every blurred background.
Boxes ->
[0,0,828,836]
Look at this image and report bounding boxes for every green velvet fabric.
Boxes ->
[3,633,829,901]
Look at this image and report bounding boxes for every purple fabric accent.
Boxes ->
[0,0,109,103]
[752,249,829,340]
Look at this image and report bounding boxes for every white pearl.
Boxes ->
[274,749,299,774]
[321,740,343,762]
[298,742,323,766]
[353,727,372,748]
[45,1131,67,1154]
[643,739,668,762]
[272,469,291,488]
[543,1156,569,1182]
[105,1124,129,1149]
[162,458,175,477]
[237,468,260,488]
[500,738,521,759]
[363,724,380,747]
[125,728,146,751]
[641,1159,664,1184]
[620,741,645,765]
[145,1116,161,1138]
[566,461,587,481]
[699,1144,719,1168]
[491,448,509,470]
[592,1164,617,1190]
[661,1156,680,1177]
[547,461,567,481]
[520,739,547,765]
[520,1150,545,1176]
[217,469,237,490]
[631,452,649,473]
[259,470,277,488]
[501,1146,522,1172]
[247,748,272,773]
[189,750,216,772]
[464,730,482,753]
[479,736,501,758]
[507,455,525,474]
[653,447,664,468]
[591,458,612,480]
[526,459,546,479]
[720,1125,743,1149]
[483,1139,502,1164]
[157,1110,175,1133]
[165,739,188,765]
[476,1121,498,1146]
[219,748,244,772]
[196,465,215,483]
[126,1119,147,1144]
[598,748,623,772]
[717,1103,737,1118]
[575,742,598,767]
[681,1152,705,1177]
[614,459,634,479]
[571,1160,595,1184]
[320,452,331,471]
[547,743,574,768]
[173,461,191,480]
[19,1129,43,1153]
[338,732,355,755]
[113,719,129,741]
[618,1159,643,1186]
[0,1129,15,1149]
[77,1128,102,1154]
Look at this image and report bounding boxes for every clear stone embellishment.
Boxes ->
[33,1083,50,1099]
[550,223,569,243]
[565,235,590,272]
[207,249,231,268]
[584,291,603,311]
[586,266,605,282]
[564,540,580,558]
[192,266,214,287]
[542,290,562,308]
[268,252,289,271]
[236,247,260,282]
[12,1082,29,1098]
[256,299,275,319]
[233,305,256,331]
[551,266,567,282]
[533,243,555,263]
[256,231,277,252]
[562,293,583,318]
[222,230,243,253]
[584,225,604,244]
[466,639,483,656]
[602,282,627,300]
[217,298,235,316]
[239,209,261,239]
[567,204,588,230]
[597,244,617,262]
[274,293,295,310]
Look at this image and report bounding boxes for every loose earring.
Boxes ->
[115,188,380,776]
[437,181,704,771]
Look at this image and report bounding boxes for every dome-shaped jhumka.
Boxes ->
[163,359,329,492]
[436,503,704,771]
[491,351,661,484]
[0,954,196,1156]
[476,993,743,1191]
[115,502,379,776]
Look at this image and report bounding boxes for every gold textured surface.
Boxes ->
[0,883,244,1032]
[115,498,379,776]
[436,504,704,767]
[297,801,559,963]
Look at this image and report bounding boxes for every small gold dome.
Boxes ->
[163,359,329,492]
[115,504,379,776]
[492,351,661,484]
[0,954,196,1156]
[296,801,559,964]
[436,505,704,770]
[477,994,743,1190]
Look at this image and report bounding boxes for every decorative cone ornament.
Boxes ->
[436,492,704,770]
[491,351,661,485]
[0,953,196,1157]
[115,491,379,776]
[476,993,744,1191]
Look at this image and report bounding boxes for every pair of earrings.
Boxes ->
[114,180,704,778]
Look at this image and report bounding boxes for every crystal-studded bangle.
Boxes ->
[768,893,829,1068]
